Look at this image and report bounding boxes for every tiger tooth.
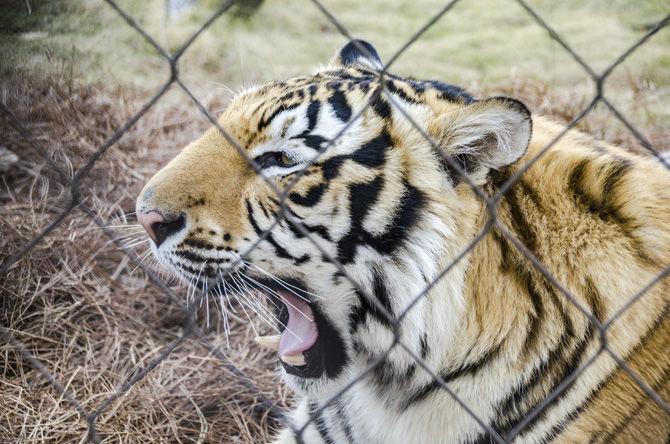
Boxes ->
[254,335,281,350]
[280,353,306,366]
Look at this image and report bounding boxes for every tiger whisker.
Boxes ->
[87,224,143,230]
[227,274,261,336]
[237,274,282,310]
[244,261,324,301]
[193,261,207,307]
[239,269,316,322]
[240,273,313,323]
[234,271,282,320]
[120,238,151,250]
[219,278,247,324]
[212,285,231,347]
[234,273,306,343]
[231,272,291,338]
[203,274,210,328]
[128,249,153,275]
[96,232,146,249]
[114,231,147,240]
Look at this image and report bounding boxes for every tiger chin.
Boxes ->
[136,40,670,443]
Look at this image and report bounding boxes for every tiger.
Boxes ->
[135,40,670,443]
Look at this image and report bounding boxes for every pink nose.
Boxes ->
[137,211,164,244]
[137,211,186,247]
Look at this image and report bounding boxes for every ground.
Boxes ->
[0,0,668,442]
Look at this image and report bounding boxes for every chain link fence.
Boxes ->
[1,0,669,442]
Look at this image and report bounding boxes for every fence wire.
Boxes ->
[1,0,669,442]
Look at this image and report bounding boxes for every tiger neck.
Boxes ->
[430,120,614,374]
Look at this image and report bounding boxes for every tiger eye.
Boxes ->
[280,152,296,167]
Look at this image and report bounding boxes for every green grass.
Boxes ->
[3,0,669,126]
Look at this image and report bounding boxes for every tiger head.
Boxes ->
[136,40,531,397]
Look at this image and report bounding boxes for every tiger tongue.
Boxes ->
[278,293,318,357]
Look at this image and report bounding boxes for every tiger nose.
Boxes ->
[137,211,186,247]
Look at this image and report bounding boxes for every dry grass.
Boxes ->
[1,1,669,443]
[0,72,290,443]
[2,66,667,444]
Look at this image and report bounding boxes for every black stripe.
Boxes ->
[168,258,216,278]
[470,331,577,443]
[358,80,371,94]
[372,268,393,314]
[504,183,537,253]
[175,249,229,264]
[258,102,300,130]
[258,200,271,219]
[182,238,215,250]
[602,159,632,206]
[337,175,385,264]
[328,89,352,122]
[306,100,321,131]
[294,254,310,265]
[568,159,630,226]
[303,223,331,242]
[507,184,546,355]
[279,91,295,102]
[371,94,391,119]
[424,79,475,104]
[385,80,419,103]
[513,325,597,436]
[289,183,327,207]
[326,81,342,90]
[420,332,429,359]
[335,399,356,444]
[491,227,573,359]
[545,302,670,442]
[371,357,416,393]
[309,402,335,444]
[296,133,329,151]
[482,305,578,439]
[245,199,295,260]
[366,180,424,255]
[349,289,393,331]
[401,341,503,410]
[466,178,581,441]
[439,344,503,384]
[568,158,652,264]
[282,206,332,242]
[338,179,425,263]
[599,368,670,442]
[321,155,347,180]
[351,130,391,168]
[479,282,604,442]
[520,273,545,356]
[347,268,396,336]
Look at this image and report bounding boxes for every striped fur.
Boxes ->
[136,41,670,443]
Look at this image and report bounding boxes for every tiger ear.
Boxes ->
[430,97,532,184]
[332,39,383,70]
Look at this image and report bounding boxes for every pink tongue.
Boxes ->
[278,293,318,356]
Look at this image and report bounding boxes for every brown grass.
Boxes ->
[0,71,290,443]
[1,64,668,442]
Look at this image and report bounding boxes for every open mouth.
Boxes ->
[255,292,318,367]
[216,275,347,379]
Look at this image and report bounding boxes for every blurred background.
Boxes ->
[1,0,669,442]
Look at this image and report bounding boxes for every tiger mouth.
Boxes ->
[173,263,325,372]
[242,277,347,380]
[255,291,319,368]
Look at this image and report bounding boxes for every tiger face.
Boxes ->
[136,40,531,397]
